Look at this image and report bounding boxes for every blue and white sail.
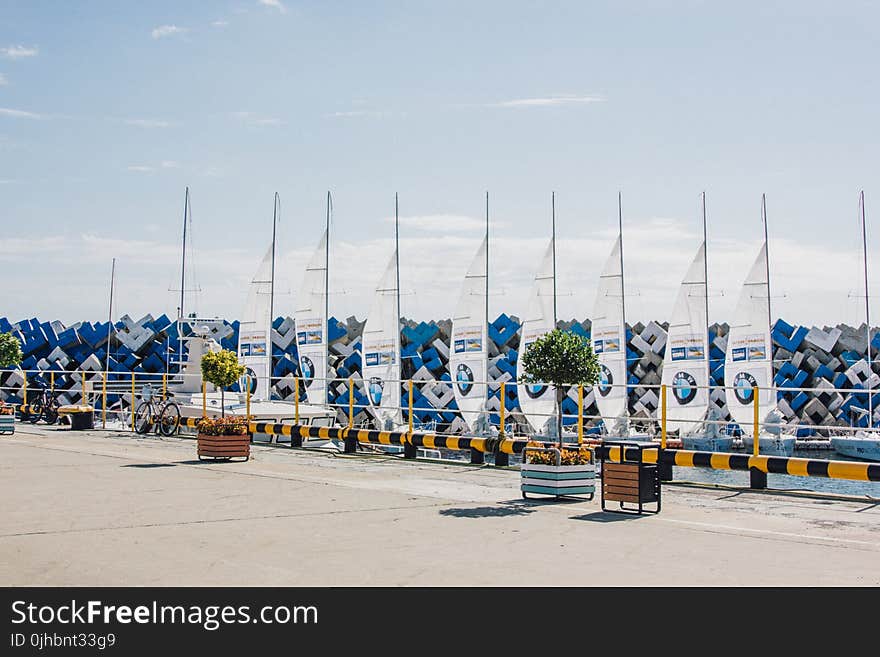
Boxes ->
[660,243,710,433]
[450,236,488,430]
[238,245,274,400]
[516,239,557,432]
[591,236,629,422]
[724,243,776,435]
[361,250,402,426]
[294,230,329,406]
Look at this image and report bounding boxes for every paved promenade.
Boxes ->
[1,424,878,586]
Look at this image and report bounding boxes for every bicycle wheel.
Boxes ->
[43,403,59,425]
[134,401,154,434]
[29,399,44,424]
[158,402,180,437]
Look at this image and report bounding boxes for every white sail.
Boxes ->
[591,236,628,422]
[516,239,557,432]
[724,244,775,435]
[450,236,488,430]
[238,244,273,400]
[660,243,710,433]
[294,231,328,406]
[361,250,402,425]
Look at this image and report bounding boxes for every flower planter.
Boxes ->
[0,404,14,435]
[197,433,251,461]
[521,446,596,500]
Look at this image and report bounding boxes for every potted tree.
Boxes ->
[197,349,249,461]
[0,332,23,434]
[519,329,601,499]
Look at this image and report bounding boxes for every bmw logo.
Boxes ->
[456,364,474,396]
[734,372,758,405]
[672,371,697,405]
[368,376,384,406]
[300,356,314,388]
[597,364,613,397]
[242,367,258,395]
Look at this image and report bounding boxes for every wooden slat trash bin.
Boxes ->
[600,440,661,515]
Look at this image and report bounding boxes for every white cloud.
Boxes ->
[0,74,7,86]
[0,107,42,119]
[123,118,173,128]
[211,20,229,28]
[0,179,17,184]
[151,25,189,39]
[160,160,180,168]
[258,0,287,13]
[126,165,154,172]
[230,111,283,126]
[1,45,38,59]
[490,94,606,108]
[326,109,402,119]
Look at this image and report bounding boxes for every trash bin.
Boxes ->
[58,405,95,430]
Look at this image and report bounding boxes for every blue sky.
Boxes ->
[1,1,878,327]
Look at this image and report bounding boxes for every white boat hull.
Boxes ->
[741,434,796,457]
[830,435,880,462]
[681,435,734,453]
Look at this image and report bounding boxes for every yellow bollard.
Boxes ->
[22,372,27,409]
[577,384,584,445]
[130,372,136,432]
[202,381,207,419]
[162,373,167,401]
[499,381,506,437]
[246,375,251,421]
[661,384,667,450]
[348,377,354,428]
[753,386,760,456]
[408,379,414,438]
[294,377,300,425]
[81,371,87,407]
[102,373,107,429]
[50,371,54,394]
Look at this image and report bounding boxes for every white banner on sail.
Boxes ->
[361,251,402,425]
[516,239,557,432]
[660,243,711,433]
[591,236,628,422]
[294,231,328,406]
[450,236,488,430]
[724,244,775,435]
[238,245,273,400]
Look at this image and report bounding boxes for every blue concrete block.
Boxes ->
[328,318,346,344]
[773,324,808,352]
[789,391,808,411]
[840,351,860,368]
[424,357,443,372]
[0,317,12,333]
[57,327,79,350]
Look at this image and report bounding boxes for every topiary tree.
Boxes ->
[200,349,245,417]
[520,329,601,448]
[0,332,23,369]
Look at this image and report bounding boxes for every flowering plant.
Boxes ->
[524,440,593,466]
[196,415,249,436]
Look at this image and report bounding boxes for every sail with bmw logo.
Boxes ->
[237,193,278,401]
[450,230,488,430]
[360,194,403,427]
[294,192,331,407]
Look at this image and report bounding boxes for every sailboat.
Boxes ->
[665,193,731,452]
[591,193,632,436]
[725,194,794,457]
[831,190,880,461]
[360,193,403,430]
[517,193,560,437]
[449,192,490,433]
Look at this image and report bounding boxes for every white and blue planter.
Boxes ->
[521,447,596,500]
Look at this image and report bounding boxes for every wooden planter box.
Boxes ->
[197,433,250,461]
[521,446,596,500]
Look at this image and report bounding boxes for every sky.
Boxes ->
[1,1,879,329]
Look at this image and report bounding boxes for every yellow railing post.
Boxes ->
[102,373,107,429]
[348,377,354,428]
[294,377,300,425]
[408,379,414,438]
[661,384,667,450]
[753,386,760,456]
[246,375,251,421]
[130,372,136,432]
[162,373,167,401]
[50,371,54,394]
[22,371,27,408]
[202,381,207,419]
[577,384,584,445]
[81,371,86,407]
[499,381,506,437]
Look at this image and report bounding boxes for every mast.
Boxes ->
[324,191,331,406]
[105,257,116,376]
[702,191,710,412]
[395,193,401,358]
[861,190,871,426]
[551,191,557,325]
[178,187,189,372]
[762,194,772,338]
[485,191,490,339]
[618,191,627,335]
[270,193,278,331]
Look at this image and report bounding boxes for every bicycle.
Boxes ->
[133,384,180,437]
[26,383,60,425]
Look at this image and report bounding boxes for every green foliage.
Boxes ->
[196,415,249,436]
[0,332,23,369]
[520,329,600,388]
[200,349,246,389]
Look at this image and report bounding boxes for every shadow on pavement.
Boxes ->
[569,511,651,522]
[439,504,535,518]
[121,463,178,469]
